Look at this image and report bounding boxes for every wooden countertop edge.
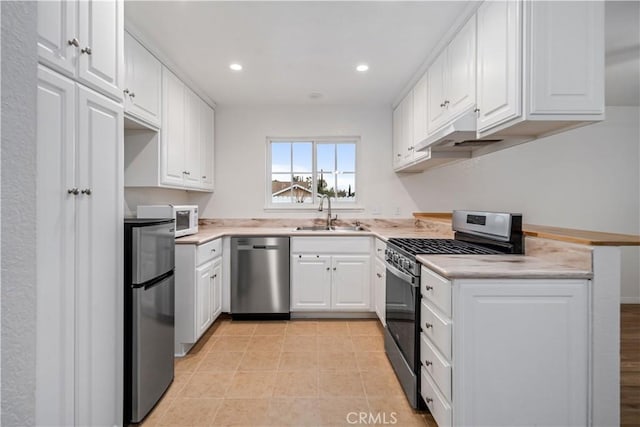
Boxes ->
[413,212,640,246]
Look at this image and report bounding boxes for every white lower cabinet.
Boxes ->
[175,239,223,355]
[374,238,387,325]
[419,266,590,427]
[36,64,124,426]
[290,237,372,312]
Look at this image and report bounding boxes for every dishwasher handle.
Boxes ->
[237,244,282,250]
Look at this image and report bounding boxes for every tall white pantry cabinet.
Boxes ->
[35,0,124,426]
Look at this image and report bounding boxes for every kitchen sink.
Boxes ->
[294,225,367,232]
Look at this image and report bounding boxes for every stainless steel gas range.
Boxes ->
[383,210,524,409]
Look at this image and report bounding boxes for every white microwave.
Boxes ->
[137,205,199,237]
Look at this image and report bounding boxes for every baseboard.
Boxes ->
[621,297,640,304]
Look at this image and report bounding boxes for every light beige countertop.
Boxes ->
[416,254,593,280]
[175,219,453,245]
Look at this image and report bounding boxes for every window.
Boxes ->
[268,138,358,207]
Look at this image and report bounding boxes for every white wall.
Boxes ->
[204,105,639,301]
[192,104,419,219]
[1,2,37,424]
[124,187,191,217]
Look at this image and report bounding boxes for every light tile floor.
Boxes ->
[139,318,435,427]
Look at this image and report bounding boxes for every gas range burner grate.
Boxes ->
[388,238,502,256]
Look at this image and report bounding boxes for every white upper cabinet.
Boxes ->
[412,72,430,153]
[200,100,215,191]
[183,88,202,188]
[37,0,78,77]
[392,104,403,168]
[527,1,604,115]
[161,67,186,187]
[427,15,476,133]
[77,0,124,101]
[476,0,522,133]
[476,0,604,136]
[400,91,414,163]
[38,0,124,102]
[124,31,161,128]
[125,65,214,192]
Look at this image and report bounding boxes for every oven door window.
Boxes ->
[385,265,418,370]
[175,211,190,231]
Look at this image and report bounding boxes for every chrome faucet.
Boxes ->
[318,195,337,229]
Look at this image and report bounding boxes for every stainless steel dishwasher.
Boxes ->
[231,236,290,319]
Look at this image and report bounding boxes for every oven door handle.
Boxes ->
[386,262,419,287]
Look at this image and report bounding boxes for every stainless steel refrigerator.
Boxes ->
[124,218,175,424]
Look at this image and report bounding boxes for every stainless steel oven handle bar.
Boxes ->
[385,262,418,287]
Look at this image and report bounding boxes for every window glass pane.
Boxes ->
[337,143,356,172]
[292,142,312,172]
[271,143,291,173]
[317,170,336,197]
[271,173,293,204]
[317,143,335,172]
[291,174,313,204]
[335,173,356,201]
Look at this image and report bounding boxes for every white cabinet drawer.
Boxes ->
[421,267,452,317]
[421,299,452,360]
[374,238,386,261]
[197,239,221,265]
[421,367,452,427]
[291,237,370,254]
[420,332,452,402]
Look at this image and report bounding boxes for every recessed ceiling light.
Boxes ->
[356,64,369,72]
[229,63,243,71]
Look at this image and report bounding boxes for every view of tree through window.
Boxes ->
[269,139,357,205]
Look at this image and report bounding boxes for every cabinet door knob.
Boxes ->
[424,322,433,329]
[129,92,135,98]
[210,274,217,279]
[67,188,79,195]
[376,273,382,278]
[80,188,92,195]
[211,248,216,252]
[425,397,433,404]
[396,153,401,157]
[326,267,330,271]
[123,88,130,95]
[67,38,79,47]
[333,267,337,271]
[424,360,433,366]
[425,285,433,291]
[202,176,207,179]
[440,102,446,108]
[81,46,92,55]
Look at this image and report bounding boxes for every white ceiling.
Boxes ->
[125,1,640,107]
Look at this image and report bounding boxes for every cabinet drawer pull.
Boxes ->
[440,102,446,108]
[202,176,207,179]
[425,397,433,404]
[211,248,216,252]
[129,92,136,98]
[424,323,433,329]
[67,38,79,47]
[67,188,79,195]
[80,188,92,195]
[424,360,433,366]
[81,46,92,55]
[376,273,382,278]
[210,274,217,279]
[425,285,433,291]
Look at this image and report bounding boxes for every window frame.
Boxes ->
[265,136,363,211]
